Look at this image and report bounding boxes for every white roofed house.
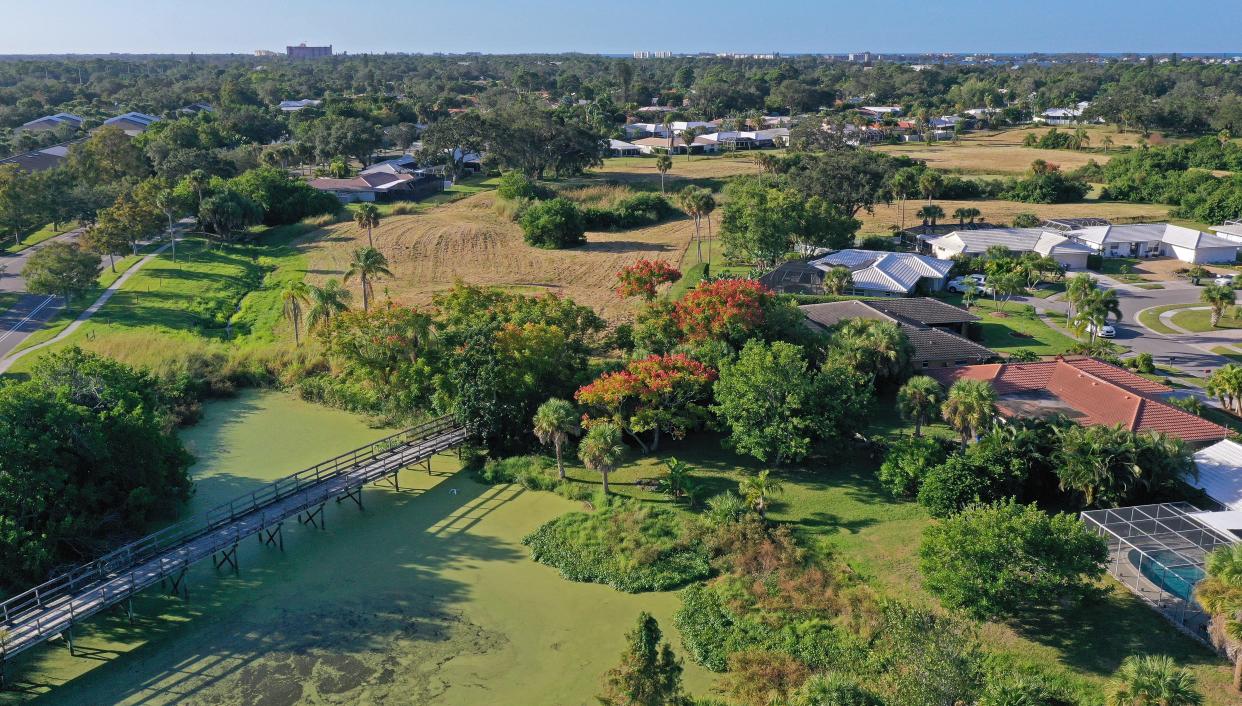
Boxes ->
[1035,101,1091,126]
[1066,223,1240,264]
[608,139,642,157]
[279,99,323,112]
[1211,220,1242,244]
[925,228,1094,269]
[16,113,83,133]
[807,249,954,297]
[1192,440,1242,511]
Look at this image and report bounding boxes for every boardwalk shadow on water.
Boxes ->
[10,466,526,705]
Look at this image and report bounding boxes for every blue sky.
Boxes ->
[2,0,1240,55]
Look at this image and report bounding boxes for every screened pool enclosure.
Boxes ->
[1080,502,1238,642]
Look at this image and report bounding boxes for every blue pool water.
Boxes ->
[1127,549,1204,601]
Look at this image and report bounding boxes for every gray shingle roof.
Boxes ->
[799,299,995,364]
[867,298,978,325]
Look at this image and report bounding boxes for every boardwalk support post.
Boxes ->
[212,544,239,574]
[64,625,74,656]
[169,566,188,599]
[337,485,363,511]
[299,503,326,530]
[262,524,284,552]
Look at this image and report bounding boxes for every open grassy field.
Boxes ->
[592,152,768,186]
[859,198,1172,234]
[3,221,76,255]
[874,125,1149,176]
[304,192,695,322]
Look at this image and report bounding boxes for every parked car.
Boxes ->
[947,275,987,293]
[1087,323,1116,338]
[1214,274,1237,287]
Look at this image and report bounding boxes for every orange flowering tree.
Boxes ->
[616,259,682,301]
[323,303,434,384]
[575,353,717,453]
[672,278,775,345]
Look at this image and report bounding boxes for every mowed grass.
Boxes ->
[873,125,1147,176]
[938,295,1079,355]
[1137,303,1190,335]
[3,221,76,255]
[1170,307,1242,332]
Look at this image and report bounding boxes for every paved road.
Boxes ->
[0,294,61,359]
[0,227,83,293]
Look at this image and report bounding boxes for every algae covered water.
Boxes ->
[8,390,710,705]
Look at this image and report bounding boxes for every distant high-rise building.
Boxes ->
[287,43,332,59]
[633,51,672,59]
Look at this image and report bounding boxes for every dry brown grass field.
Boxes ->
[858,198,1172,234]
[875,125,1153,175]
[593,153,766,183]
[304,192,695,321]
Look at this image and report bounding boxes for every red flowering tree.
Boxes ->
[672,278,774,345]
[616,259,682,301]
[575,353,717,452]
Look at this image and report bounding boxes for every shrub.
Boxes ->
[1010,212,1042,228]
[920,500,1108,618]
[917,443,1026,518]
[1086,253,1104,271]
[878,436,948,498]
[523,500,711,592]
[581,193,676,230]
[473,455,560,490]
[519,197,586,248]
[1131,352,1156,374]
[496,170,542,201]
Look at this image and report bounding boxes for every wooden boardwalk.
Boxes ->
[0,417,467,666]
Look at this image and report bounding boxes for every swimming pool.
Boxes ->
[1127,548,1204,602]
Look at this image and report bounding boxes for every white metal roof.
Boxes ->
[1069,223,1240,251]
[927,228,1093,256]
[1188,510,1242,538]
[809,249,952,294]
[1194,440,1242,511]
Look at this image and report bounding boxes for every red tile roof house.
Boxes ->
[928,356,1230,445]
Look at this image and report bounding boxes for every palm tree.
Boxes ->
[739,470,783,520]
[1105,655,1204,706]
[306,278,352,331]
[655,154,673,194]
[1206,364,1242,415]
[660,458,694,501]
[1065,272,1098,319]
[680,127,701,161]
[890,167,921,232]
[918,170,944,205]
[578,422,625,495]
[941,379,997,448]
[953,207,971,226]
[353,202,381,248]
[1070,287,1123,342]
[823,266,853,295]
[915,204,945,230]
[187,169,209,211]
[281,280,310,346]
[1101,135,1116,151]
[1074,127,1091,150]
[1197,544,1242,690]
[678,185,709,261]
[344,247,392,313]
[1202,283,1237,328]
[533,398,580,480]
[155,189,180,261]
[897,376,944,437]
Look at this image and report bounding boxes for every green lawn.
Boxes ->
[1026,281,1066,299]
[941,295,1079,355]
[1092,257,1144,281]
[1136,303,1188,335]
[1169,307,1242,332]
[1212,345,1242,364]
[3,221,76,255]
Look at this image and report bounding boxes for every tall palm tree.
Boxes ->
[677,185,708,261]
[1197,544,1242,690]
[897,376,944,437]
[1202,283,1237,328]
[655,154,672,194]
[915,204,945,231]
[1074,127,1091,150]
[890,168,920,232]
[344,247,392,313]
[1101,135,1116,151]
[533,398,580,480]
[1065,273,1098,319]
[941,379,997,448]
[953,207,971,226]
[1105,655,1204,706]
[680,127,701,161]
[739,470,783,520]
[1206,365,1242,415]
[306,278,352,331]
[354,202,381,248]
[1070,287,1123,342]
[187,169,209,212]
[155,189,180,262]
[579,422,625,496]
[281,280,310,346]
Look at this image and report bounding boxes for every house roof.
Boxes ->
[609,139,640,150]
[361,155,419,175]
[1068,223,1239,250]
[800,299,994,364]
[279,99,322,110]
[808,249,953,294]
[632,137,678,147]
[1193,440,1242,511]
[21,113,83,129]
[1213,223,1242,240]
[928,357,1228,443]
[928,228,1094,257]
[867,297,979,325]
[103,112,159,128]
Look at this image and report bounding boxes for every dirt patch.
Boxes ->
[303,192,697,322]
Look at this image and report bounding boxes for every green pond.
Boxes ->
[9,390,712,705]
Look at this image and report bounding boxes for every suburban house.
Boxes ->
[360,155,420,176]
[1065,223,1241,264]
[929,357,1230,445]
[279,99,323,112]
[1210,220,1242,244]
[16,113,83,132]
[858,106,902,118]
[801,298,996,369]
[178,102,215,115]
[608,139,642,157]
[1035,101,1090,125]
[761,249,954,297]
[925,228,1095,269]
[102,112,160,135]
[0,141,78,173]
[309,171,441,203]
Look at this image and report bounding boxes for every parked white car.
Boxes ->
[947,275,987,294]
[1088,323,1116,338]
[1214,274,1237,287]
